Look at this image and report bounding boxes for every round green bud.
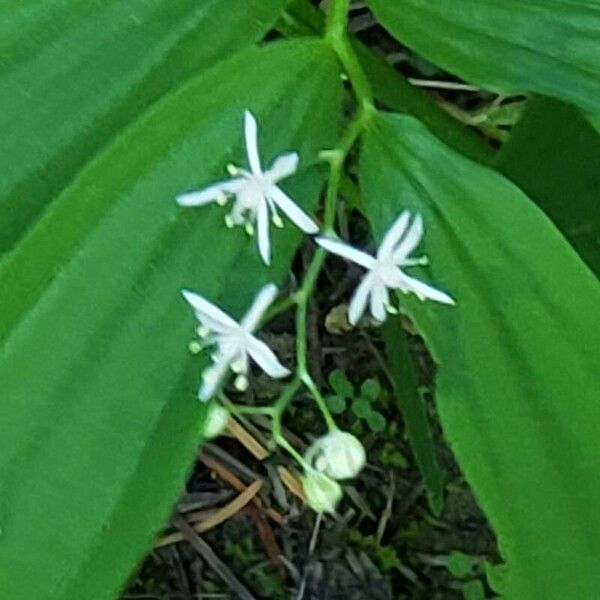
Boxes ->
[301,469,343,514]
[201,403,230,440]
[307,430,366,480]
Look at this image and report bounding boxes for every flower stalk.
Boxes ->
[325,0,374,110]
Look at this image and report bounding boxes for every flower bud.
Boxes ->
[306,430,366,480]
[201,403,230,440]
[301,469,343,513]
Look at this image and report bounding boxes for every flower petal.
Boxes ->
[246,335,291,378]
[256,197,271,265]
[315,237,377,269]
[393,213,424,263]
[182,289,239,332]
[370,281,388,322]
[241,283,278,331]
[199,355,232,401]
[244,110,262,175]
[176,178,245,206]
[267,152,299,182]
[396,273,455,305]
[269,185,319,234]
[377,210,410,260]
[348,272,375,325]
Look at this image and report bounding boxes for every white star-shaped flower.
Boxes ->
[176,110,319,265]
[316,211,454,325]
[182,283,291,401]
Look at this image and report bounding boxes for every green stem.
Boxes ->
[272,377,301,418]
[246,0,375,445]
[325,0,374,109]
[262,293,296,325]
[294,108,370,430]
[289,0,377,430]
[270,378,308,466]
[278,0,493,164]
[301,371,337,431]
[324,0,349,40]
[224,403,274,417]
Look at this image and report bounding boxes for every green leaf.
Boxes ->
[496,97,600,275]
[0,39,342,600]
[360,111,600,598]
[328,368,354,398]
[366,0,600,115]
[383,324,445,515]
[359,377,381,401]
[375,545,405,573]
[326,394,347,415]
[352,397,372,420]
[447,551,475,579]
[366,411,386,433]
[380,443,408,469]
[0,0,287,254]
[462,580,486,600]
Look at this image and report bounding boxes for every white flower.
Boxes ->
[316,211,454,325]
[176,110,319,265]
[304,430,366,480]
[301,469,343,513]
[182,283,291,401]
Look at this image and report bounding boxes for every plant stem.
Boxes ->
[325,0,374,109]
[288,0,377,431]
[235,0,375,452]
[301,372,337,431]
[294,110,370,431]
[270,378,308,466]
[223,403,274,417]
[279,0,494,164]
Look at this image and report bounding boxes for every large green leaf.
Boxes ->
[360,111,600,598]
[0,0,287,254]
[496,97,600,275]
[0,40,342,600]
[366,0,600,116]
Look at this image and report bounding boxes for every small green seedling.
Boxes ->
[326,369,387,432]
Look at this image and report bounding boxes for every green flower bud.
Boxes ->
[201,403,230,440]
[306,430,366,480]
[301,469,343,513]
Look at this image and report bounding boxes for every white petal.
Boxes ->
[176,178,245,206]
[315,237,377,269]
[397,273,455,305]
[256,197,271,265]
[182,290,239,332]
[241,283,278,331]
[347,272,375,325]
[267,152,299,182]
[370,281,388,322]
[377,210,410,260]
[198,356,232,401]
[246,335,291,378]
[393,213,424,263]
[244,110,262,175]
[269,186,319,234]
